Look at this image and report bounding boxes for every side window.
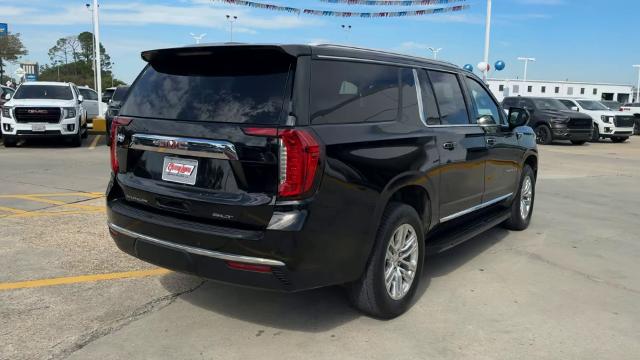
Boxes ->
[417,70,440,125]
[464,77,502,125]
[427,71,469,125]
[502,98,516,110]
[311,61,402,124]
[521,99,535,110]
[559,99,575,109]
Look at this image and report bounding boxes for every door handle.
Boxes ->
[486,137,497,146]
[442,141,456,150]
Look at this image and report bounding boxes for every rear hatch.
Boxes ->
[112,46,298,230]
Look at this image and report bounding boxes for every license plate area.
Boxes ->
[31,124,46,132]
[161,156,199,185]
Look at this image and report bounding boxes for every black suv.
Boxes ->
[107,44,537,318]
[502,96,592,145]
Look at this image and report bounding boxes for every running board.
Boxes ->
[425,209,511,255]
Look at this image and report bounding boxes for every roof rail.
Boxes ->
[315,43,458,67]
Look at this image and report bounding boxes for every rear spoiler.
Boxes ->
[141,44,311,63]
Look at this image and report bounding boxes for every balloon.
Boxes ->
[463,64,474,72]
[477,62,490,72]
[494,60,506,71]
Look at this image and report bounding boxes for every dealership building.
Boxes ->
[486,78,635,104]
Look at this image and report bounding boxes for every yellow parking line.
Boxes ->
[0,268,171,291]
[0,192,104,198]
[89,135,101,150]
[6,208,105,218]
[7,195,103,211]
[0,206,28,214]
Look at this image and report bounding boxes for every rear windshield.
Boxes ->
[14,85,73,100]
[120,49,293,124]
[112,86,129,101]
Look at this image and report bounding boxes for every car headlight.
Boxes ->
[63,107,76,119]
[600,115,614,123]
[1,106,11,119]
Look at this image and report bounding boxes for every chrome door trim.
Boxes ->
[129,134,238,160]
[108,223,285,267]
[440,193,513,223]
[413,68,427,127]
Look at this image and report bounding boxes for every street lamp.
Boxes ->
[633,65,640,103]
[189,33,207,44]
[226,15,238,42]
[91,0,103,115]
[517,57,536,81]
[482,0,492,81]
[341,25,352,42]
[85,3,97,90]
[428,47,442,60]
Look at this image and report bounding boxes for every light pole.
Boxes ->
[517,57,536,81]
[633,65,640,103]
[482,0,492,81]
[190,33,207,44]
[91,0,103,115]
[428,47,442,60]
[341,25,352,42]
[226,15,238,42]
[85,4,97,90]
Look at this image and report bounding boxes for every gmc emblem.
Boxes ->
[28,109,48,114]
[153,139,185,150]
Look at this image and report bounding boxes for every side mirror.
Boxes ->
[507,107,531,129]
[4,93,11,100]
[571,106,579,111]
[77,95,84,103]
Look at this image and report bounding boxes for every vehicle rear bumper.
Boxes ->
[552,128,591,141]
[106,197,357,292]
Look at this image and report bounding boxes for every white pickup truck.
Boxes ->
[557,98,635,143]
[1,81,88,147]
[620,103,640,135]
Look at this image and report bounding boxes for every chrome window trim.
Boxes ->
[108,223,286,267]
[129,133,238,160]
[440,193,513,223]
[412,69,427,127]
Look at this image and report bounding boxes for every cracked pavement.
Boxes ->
[2,137,640,359]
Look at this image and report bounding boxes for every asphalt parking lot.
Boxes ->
[1,135,639,360]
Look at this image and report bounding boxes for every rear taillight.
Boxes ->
[226,261,272,273]
[110,117,132,173]
[243,127,321,199]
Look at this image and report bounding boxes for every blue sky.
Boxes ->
[2,0,639,85]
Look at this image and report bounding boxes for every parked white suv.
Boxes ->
[78,86,107,129]
[557,98,635,143]
[1,81,88,147]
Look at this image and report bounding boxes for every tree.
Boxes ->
[0,33,28,83]
[40,32,124,90]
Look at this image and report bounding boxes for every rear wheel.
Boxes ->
[503,165,535,231]
[590,124,600,142]
[570,140,586,145]
[534,125,552,145]
[611,137,628,143]
[348,202,424,319]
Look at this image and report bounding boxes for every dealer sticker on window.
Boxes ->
[161,157,198,185]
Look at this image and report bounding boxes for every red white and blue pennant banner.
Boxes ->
[215,0,469,17]
[319,0,464,6]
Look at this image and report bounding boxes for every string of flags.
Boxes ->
[319,0,464,6]
[215,0,469,18]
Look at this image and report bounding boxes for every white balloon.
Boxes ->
[477,62,490,72]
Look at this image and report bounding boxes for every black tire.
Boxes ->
[611,137,628,143]
[348,202,425,319]
[570,140,586,145]
[3,137,17,147]
[81,124,88,139]
[590,124,600,142]
[534,125,552,145]
[70,130,83,147]
[503,165,536,231]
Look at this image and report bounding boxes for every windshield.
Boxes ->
[532,98,567,110]
[78,88,98,101]
[120,49,293,124]
[112,87,129,102]
[14,85,73,100]
[577,100,609,111]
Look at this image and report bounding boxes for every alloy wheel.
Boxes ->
[520,176,533,220]
[384,223,419,300]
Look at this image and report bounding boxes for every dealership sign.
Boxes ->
[0,23,7,36]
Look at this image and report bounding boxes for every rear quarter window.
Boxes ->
[310,60,420,125]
